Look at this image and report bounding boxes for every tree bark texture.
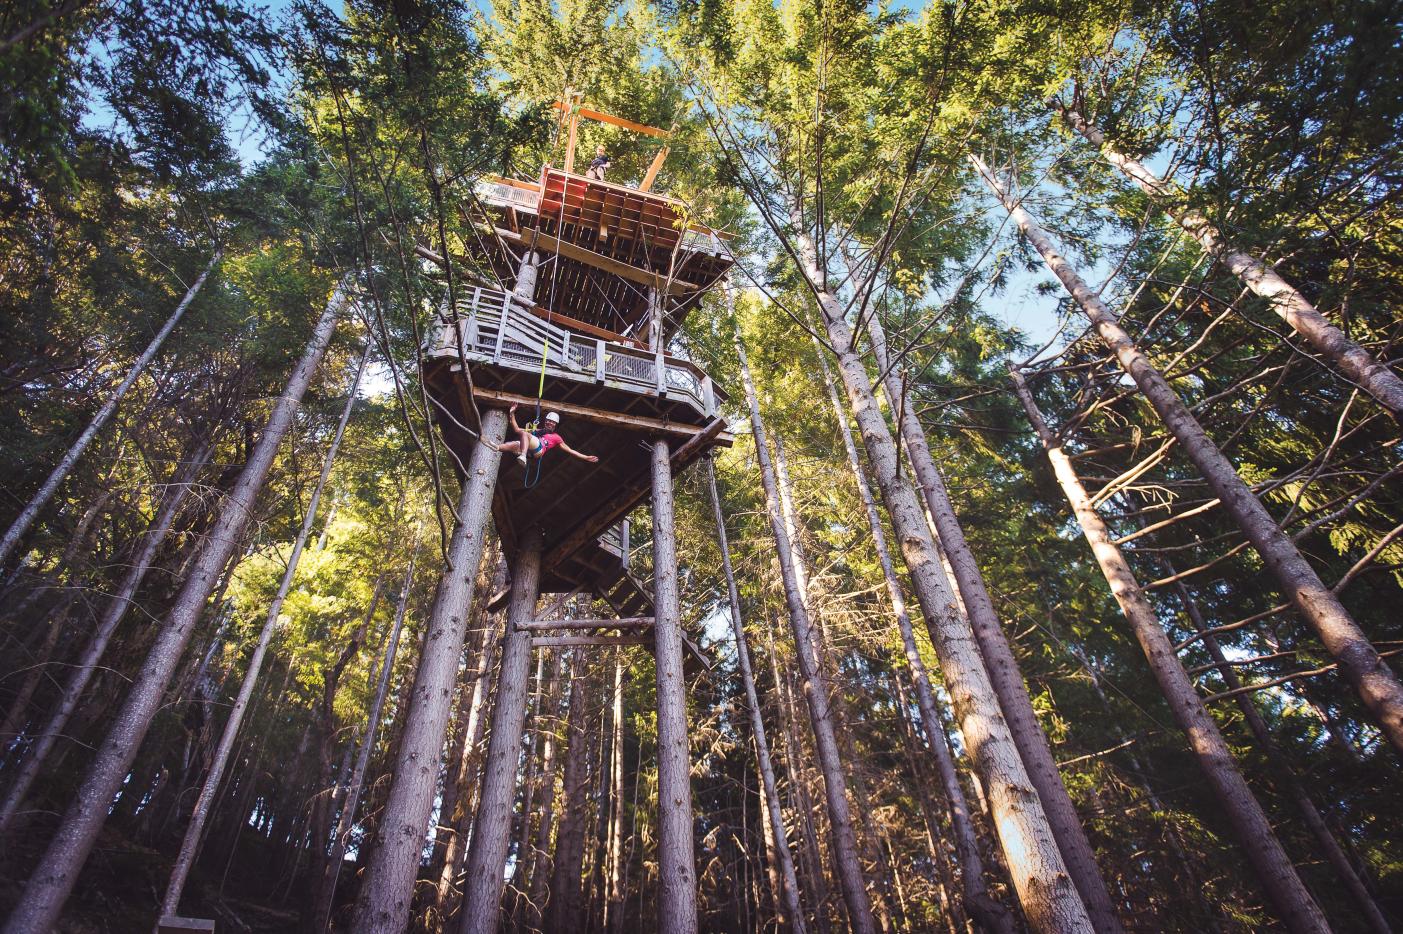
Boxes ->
[1056,103,1403,417]
[1010,367,1330,934]
[861,305,1122,934]
[457,530,542,934]
[526,655,567,932]
[1,276,343,934]
[814,344,1014,934]
[351,408,508,934]
[436,556,509,920]
[972,152,1403,755]
[650,436,701,934]
[736,325,878,934]
[0,249,223,570]
[786,219,1097,932]
[706,456,808,934]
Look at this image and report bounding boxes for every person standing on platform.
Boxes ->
[586,145,611,180]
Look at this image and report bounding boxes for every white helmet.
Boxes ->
[544,412,561,425]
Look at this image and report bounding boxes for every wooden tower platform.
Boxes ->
[421,102,734,641]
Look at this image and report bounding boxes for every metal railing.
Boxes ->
[430,286,719,419]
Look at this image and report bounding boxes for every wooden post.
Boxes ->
[458,530,544,934]
[973,152,1403,755]
[650,437,698,934]
[1009,367,1329,934]
[705,457,808,933]
[563,92,582,175]
[350,410,508,934]
[639,145,670,192]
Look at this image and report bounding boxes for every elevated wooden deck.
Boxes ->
[422,285,732,595]
[474,168,733,338]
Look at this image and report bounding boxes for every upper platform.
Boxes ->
[475,167,733,340]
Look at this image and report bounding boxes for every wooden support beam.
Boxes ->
[669,416,732,464]
[562,90,582,174]
[521,302,645,349]
[532,635,653,649]
[550,101,670,138]
[469,387,705,438]
[520,617,654,631]
[158,918,216,933]
[639,145,671,193]
[496,227,702,295]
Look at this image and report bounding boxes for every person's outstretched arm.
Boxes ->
[558,441,598,463]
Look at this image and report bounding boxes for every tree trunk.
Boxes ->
[814,344,1014,934]
[161,341,372,921]
[768,628,833,934]
[789,217,1096,932]
[972,152,1403,754]
[861,304,1120,934]
[1,276,342,934]
[604,652,629,934]
[351,409,508,932]
[316,543,416,933]
[457,530,543,934]
[1167,574,1393,934]
[435,559,508,921]
[650,435,700,934]
[706,457,808,933]
[0,596,72,752]
[527,654,567,932]
[1055,102,1403,417]
[1010,366,1329,933]
[736,325,876,934]
[306,576,386,926]
[0,250,223,569]
[546,652,594,933]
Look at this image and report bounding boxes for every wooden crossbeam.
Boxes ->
[532,635,653,649]
[520,617,654,631]
[469,387,705,438]
[522,303,645,348]
[158,918,216,933]
[496,227,701,295]
[550,101,670,138]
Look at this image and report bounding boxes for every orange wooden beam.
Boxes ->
[550,101,670,138]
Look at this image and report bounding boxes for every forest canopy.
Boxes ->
[0,0,1400,931]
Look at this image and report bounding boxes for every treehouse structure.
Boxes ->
[420,95,735,929]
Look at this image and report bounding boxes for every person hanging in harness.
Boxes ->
[585,145,612,181]
[497,404,599,468]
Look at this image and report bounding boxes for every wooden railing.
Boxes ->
[429,285,720,419]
